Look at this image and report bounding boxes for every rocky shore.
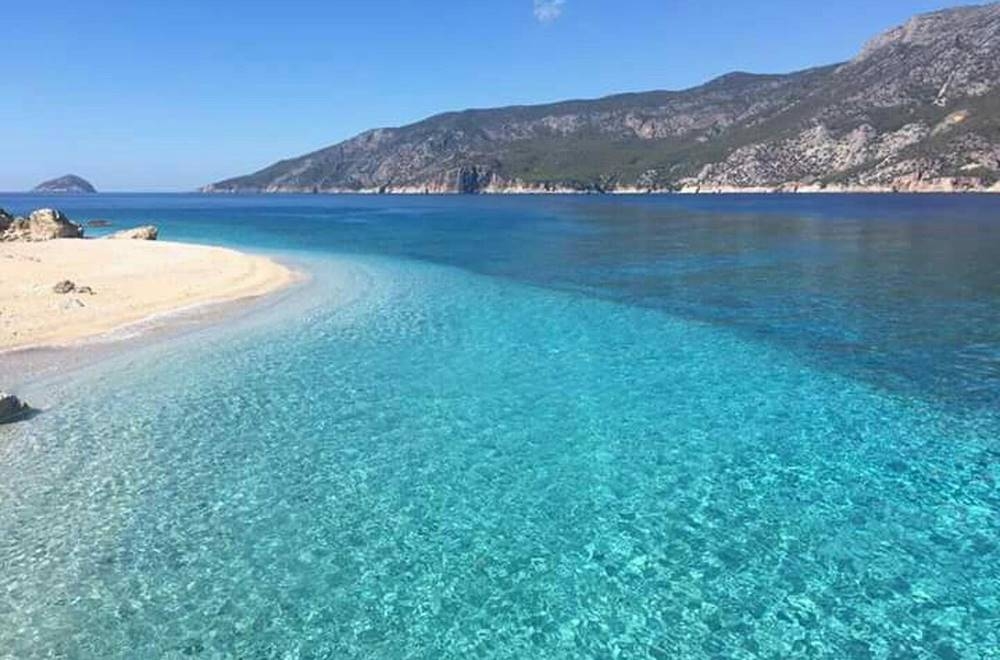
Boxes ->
[210,178,1000,195]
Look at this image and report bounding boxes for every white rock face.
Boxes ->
[0,208,84,242]
[104,225,159,240]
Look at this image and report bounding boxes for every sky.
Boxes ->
[1,0,965,191]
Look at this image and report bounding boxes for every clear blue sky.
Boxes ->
[2,0,962,191]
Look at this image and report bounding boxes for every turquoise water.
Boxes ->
[1,195,999,658]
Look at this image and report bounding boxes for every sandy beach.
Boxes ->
[0,239,296,352]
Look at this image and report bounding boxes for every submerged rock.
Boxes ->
[0,208,84,242]
[0,392,31,424]
[104,225,158,240]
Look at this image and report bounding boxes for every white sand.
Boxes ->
[0,239,296,351]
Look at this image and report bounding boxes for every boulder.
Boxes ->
[0,392,31,424]
[104,225,158,240]
[0,208,84,242]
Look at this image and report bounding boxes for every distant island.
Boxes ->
[32,174,97,194]
[204,3,1000,194]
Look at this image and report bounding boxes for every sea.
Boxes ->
[0,193,998,658]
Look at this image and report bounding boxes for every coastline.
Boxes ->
[200,181,1000,195]
[0,239,299,355]
[0,249,367,414]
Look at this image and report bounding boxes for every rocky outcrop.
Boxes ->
[204,3,1000,194]
[0,392,31,424]
[104,225,158,240]
[32,174,97,193]
[0,209,84,242]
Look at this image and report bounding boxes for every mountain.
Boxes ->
[205,3,1000,194]
[32,175,97,194]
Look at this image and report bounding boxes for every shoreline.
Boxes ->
[199,185,1000,195]
[0,251,361,410]
[10,187,1000,197]
[1,239,299,355]
[0,269,307,396]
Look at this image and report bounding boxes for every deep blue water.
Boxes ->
[1,194,998,658]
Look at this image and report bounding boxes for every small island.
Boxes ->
[32,174,97,194]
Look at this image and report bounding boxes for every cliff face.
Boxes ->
[32,175,97,194]
[205,3,1000,194]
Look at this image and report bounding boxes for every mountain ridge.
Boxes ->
[205,3,1000,194]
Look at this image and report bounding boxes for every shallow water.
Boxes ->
[1,194,998,658]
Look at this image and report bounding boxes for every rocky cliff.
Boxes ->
[32,175,97,194]
[205,3,1000,194]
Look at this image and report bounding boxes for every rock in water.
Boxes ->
[0,208,84,242]
[104,225,158,240]
[31,174,97,194]
[0,392,31,424]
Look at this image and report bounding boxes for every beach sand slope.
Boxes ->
[1,239,295,351]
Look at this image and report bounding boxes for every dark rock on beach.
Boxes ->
[53,280,77,294]
[52,280,96,295]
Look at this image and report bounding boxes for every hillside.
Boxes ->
[205,3,1000,194]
